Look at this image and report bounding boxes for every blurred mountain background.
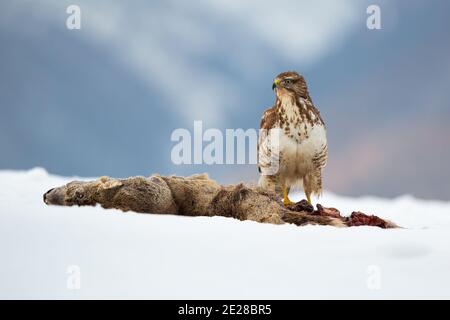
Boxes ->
[1,0,449,200]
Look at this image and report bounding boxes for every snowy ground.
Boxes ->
[1,168,450,299]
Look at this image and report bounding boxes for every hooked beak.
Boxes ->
[272,78,280,90]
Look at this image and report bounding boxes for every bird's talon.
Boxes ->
[283,199,295,206]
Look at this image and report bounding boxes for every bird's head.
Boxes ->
[272,71,311,101]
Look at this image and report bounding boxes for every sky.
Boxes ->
[1,0,449,200]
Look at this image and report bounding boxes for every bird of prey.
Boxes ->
[258,71,327,205]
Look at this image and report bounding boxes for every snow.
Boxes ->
[1,168,450,299]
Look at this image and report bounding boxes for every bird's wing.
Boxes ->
[312,142,328,170]
[258,106,278,173]
[301,98,328,170]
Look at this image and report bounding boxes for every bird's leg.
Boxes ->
[305,192,312,205]
[303,175,313,205]
[282,186,295,206]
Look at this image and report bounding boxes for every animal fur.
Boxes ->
[43,173,345,227]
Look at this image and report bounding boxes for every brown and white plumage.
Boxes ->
[258,71,327,205]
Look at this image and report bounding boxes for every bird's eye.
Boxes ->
[284,79,292,85]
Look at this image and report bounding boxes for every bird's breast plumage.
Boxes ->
[277,95,326,143]
[275,95,327,184]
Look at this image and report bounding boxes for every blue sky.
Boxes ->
[1,0,449,200]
